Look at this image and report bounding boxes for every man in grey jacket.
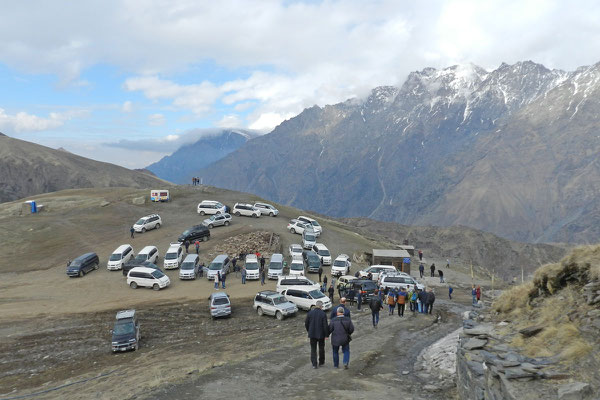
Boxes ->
[329,307,355,369]
[305,301,329,368]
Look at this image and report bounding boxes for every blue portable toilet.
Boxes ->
[26,200,37,213]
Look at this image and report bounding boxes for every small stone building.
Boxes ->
[372,249,412,274]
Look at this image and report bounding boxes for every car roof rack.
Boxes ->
[116,310,136,320]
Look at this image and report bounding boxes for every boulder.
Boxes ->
[557,382,592,399]
[132,196,145,205]
[100,201,110,207]
[519,326,544,338]
[463,338,488,350]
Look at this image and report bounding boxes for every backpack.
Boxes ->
[411,292,417,301]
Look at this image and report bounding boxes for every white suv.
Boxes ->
[253,291,298,320]
[379,273,424,291]
[331,254,352,276]
[254,202,279,217]
[289,258,305,276]
[276,275,320,293]
[127,267,170,291]
[107,244,135,270]
[133,214,162,233]
[289,244,303,260]
[283,287,332,311]
[312,243,331,265]
[244,254,260,280]
[287,219,311,235]
[233,203,260,218]
[163,243,184,269]
[359,265,398,281]
[302,230,317,250]
[297,216,322,236]
[197,200,226,215]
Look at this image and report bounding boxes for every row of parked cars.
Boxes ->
[196,200,279,218]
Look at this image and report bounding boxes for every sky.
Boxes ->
[1,0,600,168]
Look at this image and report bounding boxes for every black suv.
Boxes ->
[111,310,140,352]
[66,252,99,277]
[340,279,378,301]
[178,225,210,243]
[302,250,321,273]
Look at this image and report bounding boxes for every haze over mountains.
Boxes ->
[183,61,600,244]
[0,135,168,203]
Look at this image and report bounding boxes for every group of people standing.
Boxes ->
[191,177,201,185]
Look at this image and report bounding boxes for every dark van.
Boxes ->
[66,252,99,277]
[342,279,378,301]
[111,310,140,352]
[178,225,210,243]
[302,250,321,273]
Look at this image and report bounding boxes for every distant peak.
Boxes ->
[0,132,6,137]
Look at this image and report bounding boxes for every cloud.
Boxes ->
[148,113,166,126]
[216,114,242,128]
[0,108,87,133]
[121,101,133,113]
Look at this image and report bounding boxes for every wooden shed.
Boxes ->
[372,249,412,274]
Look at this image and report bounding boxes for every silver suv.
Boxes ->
[233,203,260,218]
[254,202,279,217]
[202,213,232,228]
[253,290,298,320]
[133,214,161,233]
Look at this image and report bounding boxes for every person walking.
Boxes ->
[260,256,265,271]
[232,257,237,273]
[369,291,383,327]
[221,271,226,289]
[446,258,450,269]
[130,226,135,238]
[241,266,247,284]
[214,272,220,290]
[439,269,445,283]
[426,289,436,314]
[430,263,436,277]
[330,297,351,320]
[329,307,354,369]
[260,269,266,285]
[184,240,190,253]
[194,240,200,255]
[419,264,424,278]
[323,275,328,288]
[418,249,423,261]
[418,289,427,313]
[387,289,396,315]
[305,301,329,368]
[331,276,336,289]
[397,287,407,317]
[357,290,362,311]
[472,285,477,306]
[328,285,335,303]
[198,262,204,278]
[318,266,323,282]
[476,286,482,302]
[410,288,418,313]
[449,285,453,299]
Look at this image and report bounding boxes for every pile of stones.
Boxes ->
[208,231,280,260]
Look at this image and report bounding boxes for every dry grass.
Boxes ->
[492,245,600,363]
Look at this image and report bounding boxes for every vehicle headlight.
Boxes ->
[129,338,137,342]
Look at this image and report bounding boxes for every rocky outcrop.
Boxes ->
[457,311,597,400]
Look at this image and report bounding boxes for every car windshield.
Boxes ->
[246,262,259,270]
[209,262,223,270]
[363,281,377,290]
[291,263,304,270]
[292,248,302,254]
[213,297,229,305]
[181,229,191,236]
[109,253,122,261]
[334,260,345,267]
[318,249,330,256]
[209,215,216,221]
[269,262,283,270]
[151,270,165,279]
[165,252,177,260]
[135,219,145,225]
[273,296,287,305]
[135,254,147,261]
[181,262,195,270]
[113,321,135,336]
[305,234,316,241]
[70,260,82,267]
[311,221,320,227]
[309,289,325,299]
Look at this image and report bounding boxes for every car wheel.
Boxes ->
[224,221,230,226]
[94,262,99,270]
[200,211,205,216]
[257,307,264,316]
[253,213,258,218]
[235,211,241,216]
[310,305,315,310]
[130,281,138,289]
[203,235,209,242]
[269,212,274,217]
[156,223,160,229]
[291,228,296,234]
[208,224,214,229]
[216,211,221,214]
[141,228,146,233]
[153,283,160,291]
[275,311,283,320]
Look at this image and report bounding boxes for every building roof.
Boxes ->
[373,249,411,259]
[398,245,415,251]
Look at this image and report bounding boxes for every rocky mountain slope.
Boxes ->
[146,129,255,183]
[0,135,169,203]
[195,61,600,244]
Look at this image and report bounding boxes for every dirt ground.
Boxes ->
[0,185,491,399]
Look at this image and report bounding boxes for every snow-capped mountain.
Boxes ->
[195,61,600,243]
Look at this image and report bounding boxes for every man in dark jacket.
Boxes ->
[430,263,436,277]
[305,301,329,368]
[330,297,351,320]
[418,289,428,313]
[419,263,424,278]
[329,307,355,369]
[426,289,436,314]
[328,284,335,302]
[318,266,323,282]
[369,290,384,327]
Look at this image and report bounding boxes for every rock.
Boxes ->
[132,196,145,205]
[466,361,485,376]
[557,382,592,399]
[402,370,410,375]
[423,385,441,392]
[463,338,488,350]
[100,200,110,207]
[583,281,600,289]
[519,326,544,338]
[589,295,600,305]
[542,371,571,380]
[586,310,600,318]
[463,319,477,329]
[497,321,509,326]
[504,352,522,362]
[500,360,521,368]
[504,368,536,379]
[463,325,493,336]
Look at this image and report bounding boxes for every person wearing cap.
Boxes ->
[305,300,329,368]
[329,306,354,369]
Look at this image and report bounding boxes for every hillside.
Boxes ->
[146,129,256,183]
[194,61,600,244]
[0,135,170,203]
